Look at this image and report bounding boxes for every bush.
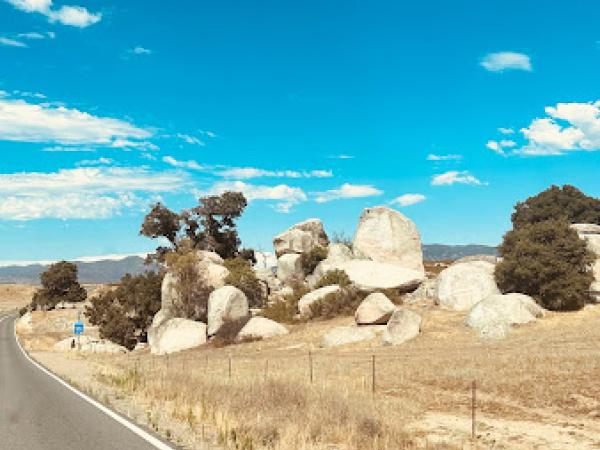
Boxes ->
[224,257,264,308]
[331,231,353,249]
[211,315,252,347]
[314,269,351,289]
[262,283,310,324]
[165,247,214,322]
[85,272,163,350]
[495,218,594,311]
[511,184,600,228]
[31,261,87,310]
[308,286,365,319]
[299,246,328,276]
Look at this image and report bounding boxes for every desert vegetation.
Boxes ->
[30,261,87,311]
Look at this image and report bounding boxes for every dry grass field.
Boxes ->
[21,300,600,450]
[0,284,37,313]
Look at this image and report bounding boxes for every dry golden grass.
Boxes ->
[25,302,600,450]
[0,284,37,313]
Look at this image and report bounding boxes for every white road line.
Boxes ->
[11,317,176,450]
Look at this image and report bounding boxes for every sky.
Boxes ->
[1,0,600,261]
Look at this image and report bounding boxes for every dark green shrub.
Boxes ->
[314,269,351,289]
[224,257,264,308]
[308,286,365,319]
[262,284,310,324]
[211,315,252,347]
[495,218,594,311]
[511,184,600,228]
[299,246,328,276]
[85,272,163,349]
[31,261,87,310]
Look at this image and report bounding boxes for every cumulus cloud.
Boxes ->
[130,46,152,55]
[431,171,483,186]
[426,153,462,161]
[0,167,186,220]
[216,167,333,179]
[0,37,27,47]
[162,156,203,170]
[498,127,514,134]
[6,0,101,27]
[486,139,516,156]
[390,193,426,207]
[200,181,307,213]
[480,52,532,72]
[314,183,383,203]
[0,97,153,149]
[76,157,113,166]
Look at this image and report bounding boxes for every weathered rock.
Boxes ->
[147,308,174,348]
[404,277,438,303]
[341,260,425,291]
[466,293,544,339]
[298,285,342,318]
[207,286,249,336]
[321,325,383,348]
[237,317,289,341]
[355,293,395,325]
[353,206,425,274]
[160,271,179,312]
[572,224,600,301]
[276,253,303,283]
[436,261,499,311]
[312,243,353,280]
[381,308,421,345]
[254,251,277,270]
[150,318,207,355]
[273,219,329,257]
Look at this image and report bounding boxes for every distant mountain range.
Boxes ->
[0,244,497,284]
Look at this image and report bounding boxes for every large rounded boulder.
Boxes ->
[207,286,249,336]
[571,224,600,301]
[436,261,499,311]
[276,253,303,283]
[341,260,425,291]
[353,206,425,274]
[355,292,395,325]
[381,308,422,346]
[150,318,207,355]
[273,218,329,257]
[237,317,289,341]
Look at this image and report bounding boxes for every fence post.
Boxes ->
[371,355,376,395]
[264,359,268,382]
[228,355,232,379]
[471,379,477,440]
[309,351,314,384]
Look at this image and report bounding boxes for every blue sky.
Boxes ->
[1,0,600,261]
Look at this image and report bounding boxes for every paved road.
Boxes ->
[0,315,173,450]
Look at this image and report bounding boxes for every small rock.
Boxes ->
[355,293,396,325]
[276,253,303,283]
[237,317,289,341]
[381,308,421,345]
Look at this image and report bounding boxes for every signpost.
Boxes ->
[74,309,84,350]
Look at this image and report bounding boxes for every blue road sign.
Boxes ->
[74,321,84,335]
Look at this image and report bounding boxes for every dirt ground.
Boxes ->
[20,301,600,450]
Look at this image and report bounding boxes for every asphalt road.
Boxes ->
[0,315,173,450]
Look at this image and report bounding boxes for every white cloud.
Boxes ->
[426,153,462,161]
[498,127,514,134]
[314,183,383,203]
[480,52,532,72]
[486,139,515,156]
[130,46,152,55]
[200,180,307,213]
[18,31,54,39]
[176,133,205,146]
[431,171,483,186]
[328,154,354,159]
[162,156,203,170]
[0,97,153,149]
[216,167,333,179]
[390,193,426,207]
[198,130,217,138]
[6,0,101,27]
[0,37,27,47]
[0,167,186,220]
[77,157,113,166]
[13,90,46,99]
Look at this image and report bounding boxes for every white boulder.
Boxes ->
[353,206,425,274]
[466,293,545,339]
[273,218,329,257]
[381,308,421,345]
[312,243,353,280]
[237,317,289,341]
[276,253,303,283]
[404,277,438,303]
[355,293,396,325]
[341,260,425,291]
[572,224,600,301]
[321,325,383,348]
[436,261,499,311]
[207,286,249,336]
[150,318,207,355]
[254,251,277,270]
[298,285,342,318]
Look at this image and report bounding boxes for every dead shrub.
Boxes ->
[314,269,351,289]
[309,285,365,319]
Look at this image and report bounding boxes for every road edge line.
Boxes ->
[12,317,176,450]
